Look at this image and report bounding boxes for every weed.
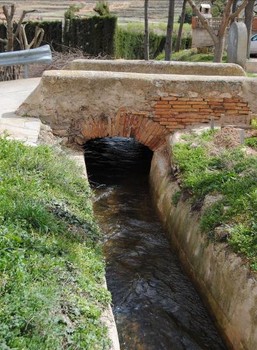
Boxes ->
[245,137,257,149]
[0,137,111,348]
[172,191,182,206]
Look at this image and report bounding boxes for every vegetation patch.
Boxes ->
[172,129,257,270]
[0,137,111,349]
[157,48,227,62]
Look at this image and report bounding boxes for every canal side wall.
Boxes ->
[149,146,257,350]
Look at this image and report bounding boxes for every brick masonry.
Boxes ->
[79,95,251,151]
[153,95,250,129]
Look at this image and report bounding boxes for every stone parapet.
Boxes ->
[17,70,256,150]
[65,59,246,76]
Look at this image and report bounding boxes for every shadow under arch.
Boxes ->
[79,111,170,152]
[83,136,153,186]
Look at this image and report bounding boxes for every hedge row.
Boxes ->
[64,16,117,56]
[115,28,192,59]
[115,28,166,59]
[0,18,192,58]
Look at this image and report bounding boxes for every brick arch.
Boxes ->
[79,109,170,151]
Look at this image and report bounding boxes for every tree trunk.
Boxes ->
[187,0,249,63]
[175,0,186,52]
[245,0,255,58]
[165,0,175,61]
[214,36,226,62]
[144,0,149,60]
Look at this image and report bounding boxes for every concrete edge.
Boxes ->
[64,59,247,76]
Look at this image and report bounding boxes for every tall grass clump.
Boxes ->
[0,137,111,349]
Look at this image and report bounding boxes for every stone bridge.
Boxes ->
[18,60,257,151]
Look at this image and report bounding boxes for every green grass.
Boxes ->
[246,72,257,78]
[156,48,228,62]
[172,130,257,270]
[245,137,257,149]
[0,137,111,349]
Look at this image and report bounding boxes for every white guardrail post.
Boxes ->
[0,45,52,78]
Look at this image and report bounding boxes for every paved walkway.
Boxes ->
[0,77,41,145]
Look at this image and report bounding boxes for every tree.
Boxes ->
[0,4,44,80]
[175,0,187,52]
[165,0,175,61]
[211,0,228,17]
[244,0,256,57]
[144,0,149,60]
[187,0,249,62]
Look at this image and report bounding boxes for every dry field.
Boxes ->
[0,0,183,22]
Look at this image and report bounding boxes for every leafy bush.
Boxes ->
[0,137,111,348]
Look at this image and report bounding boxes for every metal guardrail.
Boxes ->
[0,45,52,78]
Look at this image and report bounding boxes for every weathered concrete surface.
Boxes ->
[17,70,257,150]
[246,59,257,73]
[0,78,41,145]
[150,146,257,350]
[65,59,247,76]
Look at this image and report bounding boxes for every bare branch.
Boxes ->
[14,9,36,38]
[19,24,28,49]
[217,0,234,37]
[230,0,249,21]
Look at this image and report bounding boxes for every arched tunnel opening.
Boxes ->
[83,137,227,350]
[83,137,153,186]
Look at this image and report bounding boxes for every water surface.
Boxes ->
[84,137,226,350]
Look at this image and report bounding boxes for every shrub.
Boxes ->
[115,27,165,59]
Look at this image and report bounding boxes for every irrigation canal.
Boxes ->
[84,137,227,350]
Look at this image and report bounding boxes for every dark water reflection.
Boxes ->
[84,137,226,350]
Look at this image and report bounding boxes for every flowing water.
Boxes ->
[84,137,227,350]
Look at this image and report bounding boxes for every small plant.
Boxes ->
[251,118,257,130]
[94,1,110,16]
[172,191,182,206]
[64,4,81,19]
[245,137,257,149]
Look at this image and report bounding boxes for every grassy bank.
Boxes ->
[0,137,111,349]
[172,129,257,271]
